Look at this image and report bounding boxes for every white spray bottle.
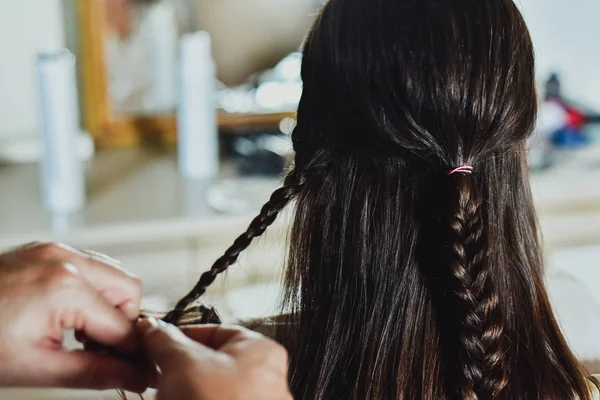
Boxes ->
[35,49,86,215]
[178,31,219,179]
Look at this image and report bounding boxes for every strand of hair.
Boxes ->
[163,169,306,325]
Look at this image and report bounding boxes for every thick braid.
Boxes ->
[472,224,508,397]
[163,169,307,325]
[447,175,484,400]
[462,175,508,397]
[446,172,507,399]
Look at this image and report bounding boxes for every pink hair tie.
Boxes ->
[448,166,473,175]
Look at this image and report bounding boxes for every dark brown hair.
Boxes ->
[165,0,591,398]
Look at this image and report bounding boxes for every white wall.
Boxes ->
[0,0,65,138]
[518,0,600,110]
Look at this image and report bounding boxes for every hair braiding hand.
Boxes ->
[138,318,293,400]
[0,242,148,392]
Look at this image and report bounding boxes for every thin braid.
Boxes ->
[163,169,307,325]
[446,173,507,400]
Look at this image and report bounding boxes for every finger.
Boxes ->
[60,282,138,353]
[78,249,141,319]
[36,349,150,393]
[179,324,264,350]
[35,244,142,319]
[137,318,214,371]
[180,326,289,375]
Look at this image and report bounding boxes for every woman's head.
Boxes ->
[293,0,537,169]
[166,0,590,399]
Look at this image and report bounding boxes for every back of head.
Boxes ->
[165,0,591,398]
[281,0,590,399]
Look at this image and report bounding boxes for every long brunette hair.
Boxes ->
[165,0,591,398]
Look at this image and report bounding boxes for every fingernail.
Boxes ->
[147,317,160,328]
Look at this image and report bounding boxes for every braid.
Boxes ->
[163,169,307,325]
[446,172,507,400]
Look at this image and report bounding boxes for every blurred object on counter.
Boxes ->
[529,71,600,170]
[105,0,194,116]
[541,73,595,149]
[177,31,219,180]
[529,99,567,170]
[233,133,293,177]
[551,104,589,148]
[74,0,308,148]
[218,52,302,115]
[545,72,561,101]
[36,49,86,215]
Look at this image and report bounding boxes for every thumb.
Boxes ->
[137,318,214,371]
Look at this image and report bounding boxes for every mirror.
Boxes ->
[74,0,320,147]
[104,0,196,116]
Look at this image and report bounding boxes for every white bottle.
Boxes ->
[178,31,219,179]
[35,49,86,215]
[145,1,178,113]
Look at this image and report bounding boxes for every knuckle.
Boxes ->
[34,242,68,259]
[45,262,82,288]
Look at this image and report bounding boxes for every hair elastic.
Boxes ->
[448,166,473,175]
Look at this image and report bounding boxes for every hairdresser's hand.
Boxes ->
[138,319,293,400]
[0,242,148,392]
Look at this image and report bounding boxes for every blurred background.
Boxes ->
[0,0,599,398]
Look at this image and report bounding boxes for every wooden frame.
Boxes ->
[75,0,295,148]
